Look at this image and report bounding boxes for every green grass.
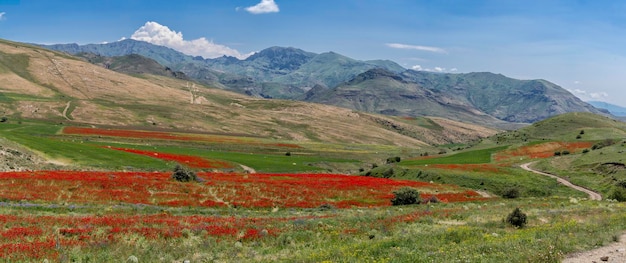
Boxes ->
[398,166,586,198]
[532,142,626,197]
[0,51,33,81]
[1,197,624,262]
[87,142,359,173]
[0,121,362,172]
[0,117,625,262]
[401,146,508,165]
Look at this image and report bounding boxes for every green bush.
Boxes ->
[171,164,197,182]
[365,165,395,178]
[582,149,590,154]
[506,208,527,228]
[391,187,421,206]
[386,156,401,164]
[502,187,520,199]
[608,187,626,202]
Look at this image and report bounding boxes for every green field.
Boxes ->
[401,146,508,165]
[0,118,625,262]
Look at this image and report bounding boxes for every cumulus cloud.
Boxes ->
[589,92,609,99]
[245,0,280,14]
[130,21,252,59]
[411,65,456,73]
[386,43,447,54]
[568,88,609,100]
[0,12,6,21]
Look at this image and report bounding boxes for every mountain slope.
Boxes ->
[75,53,189,79]
[39,40,407,98]
[1,38,495,147]
[587,101,626,116]
[304,69,606,128]
[39,40,606,128]
[493,112,626,143]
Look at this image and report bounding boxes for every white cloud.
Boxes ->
[411,65,456,73]
[386,43,447,54]
[411,65,423,71]
[130,21,252,59]
[568,88,609,100]
[589,92,609,99]
[245,0,280,14]
[0,12,6,21]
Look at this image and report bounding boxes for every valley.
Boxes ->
[0,38,625,262]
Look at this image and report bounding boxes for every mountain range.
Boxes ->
[587,101,626,117]
[0,38,495,147]
[40,39,608,128]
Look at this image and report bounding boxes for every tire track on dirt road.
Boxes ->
[520,161,602,200]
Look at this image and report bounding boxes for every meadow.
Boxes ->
[0,120,625,262]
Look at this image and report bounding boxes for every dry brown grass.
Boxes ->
[0,40,495,147]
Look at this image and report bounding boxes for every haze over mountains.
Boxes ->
[41,39,607,129]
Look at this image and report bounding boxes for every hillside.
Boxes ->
[493,112,626,143]
[40,40,406,99]
[0,38,496,147]
[40,40,608,128]
[304,69,604,128]
[588,101,626,116]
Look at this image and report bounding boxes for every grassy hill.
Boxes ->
[493,112,626,143]
[0,39,498,151]
[1,38,626,262]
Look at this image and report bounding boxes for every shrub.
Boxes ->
[285,152,291,156]
[506,208,527,228]
[554,151,561,156]
[386,156,401,164]
[391,187,421,206]
[608,187,626,202]
[582,149,590,154]
[562,150,570,155]
[171,164,197,182]
[576,135,582,139]
[0,117,7,123]
[579,130,585,135]
[502,187,520,199]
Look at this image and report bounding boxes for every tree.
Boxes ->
[171,164,197,182]
[391,187,421,206]
[506,208,527,228]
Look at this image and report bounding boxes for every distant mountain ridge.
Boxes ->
[40,40,405,98]
[39,39,609,128]
[304,68,605,126]
[587,101,626,116]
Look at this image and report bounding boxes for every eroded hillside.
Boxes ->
[0,39,497,148]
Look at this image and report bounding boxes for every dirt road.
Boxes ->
[520,161,602,200]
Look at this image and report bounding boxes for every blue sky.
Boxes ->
[1,0,626,106]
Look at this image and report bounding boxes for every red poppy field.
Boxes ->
[105,146,234,169]
[494,141,593,161]
[0,171,486,209]
[63,127,302,149]
[0,169,489,260]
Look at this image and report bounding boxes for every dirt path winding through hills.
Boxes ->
[62,101,72,120]
[520,162,602,200]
